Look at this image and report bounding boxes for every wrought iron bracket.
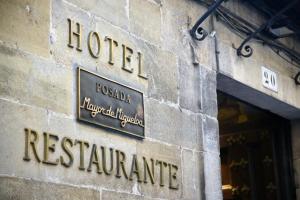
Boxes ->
[295,72,300,85]
[236,0,298,57]
[190,0,226,41]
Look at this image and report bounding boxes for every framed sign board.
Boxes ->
[77,67,145,138]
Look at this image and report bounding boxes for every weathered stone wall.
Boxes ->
[0,0,299,199]
[0,0,221,199]
[216,1,300,110]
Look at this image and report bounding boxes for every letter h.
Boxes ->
[67,18,82,51]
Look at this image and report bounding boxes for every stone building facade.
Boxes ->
[0,0,299,200]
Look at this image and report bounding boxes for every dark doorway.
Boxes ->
[218,91,295,200]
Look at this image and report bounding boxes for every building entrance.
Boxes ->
[218,92,295,200]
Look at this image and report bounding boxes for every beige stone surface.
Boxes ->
[145,98,202,151]
[160,0,202,45]
[136,140,182,199]
[0,176,100,200]
[203,152,222,200]
[0,98,136,192]
[178,58,202,112]
[182,150,204,200]
[2,0,299,200]
[216,35,300,109]
[202,116,219,154]
[102,190,152,200]
[142,43,178,103]
[160,0,216,70]
[0,45,72,115]
[0,98,186,198]
[51,0,180,103]
[51,0,148,92]
[0,0,50,57]
[65,0,129,29]
[129,0,161,44]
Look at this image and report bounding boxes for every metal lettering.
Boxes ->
[66,18,149,80]
[122,44,133,73]
[143,157,155,184]
[42,132,59,165]
[22,128,181,190]
[67,18,82,51]
[115,149,128,179]
[156,160,168,187]
[168,164,179,190]
[60,137,74,168]
[23,128,41,162]
[101,146,114,175]
[137,52,148,79]
[129,154,142,182]
[87,144,102,173]
[75,139,89,170]
[105,36,118,65]
[88,31,101,58]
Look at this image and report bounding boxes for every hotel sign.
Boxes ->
[78,68,145,138]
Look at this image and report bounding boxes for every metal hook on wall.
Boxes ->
[190,0,226,41]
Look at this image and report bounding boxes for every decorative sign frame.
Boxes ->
[77,67,145,138]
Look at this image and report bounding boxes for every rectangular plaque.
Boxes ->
[77,67,145,138]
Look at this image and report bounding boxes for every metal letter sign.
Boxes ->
[77,67,145,138]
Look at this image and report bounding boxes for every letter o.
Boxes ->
[88,31,101,58]
[102,85,108,95]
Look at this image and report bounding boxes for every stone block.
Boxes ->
[0,177,100,200]
[201,67,218,117]
[203,152,222,200]
[179,58,202,112]
[192,36,217,70]
[161,0,206,51]
[136,140,182,199]
[51,0,101,72]
[202,116,219,154]
[145,98,202,150]
[216,40,234,77]
[142,43,178,103]
[0,0,50,57]
[161,0,216,69]
[0,45,72,115]
[129,0,161,44]
[102,190,152,200]
[65,0,128,29]
[186,27,217,71]
[182,150,204,200]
